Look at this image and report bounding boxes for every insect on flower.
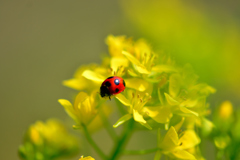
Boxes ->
[100,76,126,100]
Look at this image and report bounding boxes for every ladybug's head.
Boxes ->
[100,85,111,98]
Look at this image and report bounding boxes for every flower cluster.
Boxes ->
[18,119,79,160]
[207,101,240,159]
[58,35,215,159]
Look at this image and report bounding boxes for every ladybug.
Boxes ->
[100,76,126,100]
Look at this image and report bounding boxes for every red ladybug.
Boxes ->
[100,76,126,100]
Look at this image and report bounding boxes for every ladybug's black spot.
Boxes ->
[114,79,120,85]
[107,76,114,79]
[105,81,111,87]
[115,88,119,93]
[123,80,126,87]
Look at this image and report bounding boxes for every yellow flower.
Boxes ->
[219,101,233,120]
[58,91,111,132]
[114,91,152,129]
[58,91,98,125]
[79,155,95,160]
[158,126,200,160]
[106,35,133,57]
[160,65,215,120]
[18,119,79,160]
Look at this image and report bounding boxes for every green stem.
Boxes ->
[122,148,158,155]
[109,118,134,160]
[82,124,108,160]
[99,109,118,141]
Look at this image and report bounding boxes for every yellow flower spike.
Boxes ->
[79,155,95,160]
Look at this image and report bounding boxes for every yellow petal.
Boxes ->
[110,57,129,72]
[152,65,177,73]
[58,99,78,123]
[179,130,201,149]
[133,109,147,124]
[143,106,172,123]
[164,93,180,106]
[115,93,131,106]
[169,73,181,98]
[174,117,185,133]
[127,69,138,77]
[160,126,178,151]
[82,70,105,83]
[125,78,149,92]
[74,92,89,109]
[179,106,199,117]
[171,150,196,160]
[113,114,132,128]
[180,99,198,108]
[63,78,87,90]
[79,156,95,160]
[122,50,142,66]
[134,64,150,74]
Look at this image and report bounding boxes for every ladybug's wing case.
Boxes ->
[108,77,125,95]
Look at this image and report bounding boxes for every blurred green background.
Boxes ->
[0,0,240,159]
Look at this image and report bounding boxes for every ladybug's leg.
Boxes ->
[109,96,111,101]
